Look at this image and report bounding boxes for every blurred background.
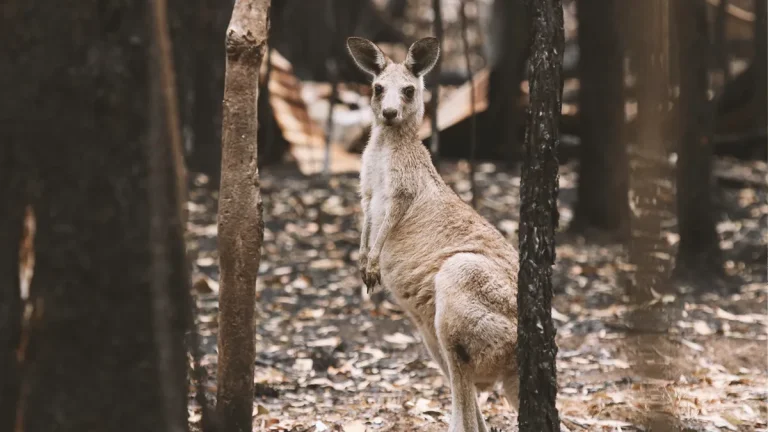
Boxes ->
[1,0,766,431]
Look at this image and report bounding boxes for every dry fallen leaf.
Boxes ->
[307,336,341,348]
[342,420,367,432]
[293,358,313,372]
[693,320,715,336]
[383,332,417,345]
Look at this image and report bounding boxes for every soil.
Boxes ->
[186,160,767,432]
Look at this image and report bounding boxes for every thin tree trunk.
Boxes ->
[1,1,191,430]
[674,0,724,287]
[216,1,269,431]
[714,0,730,82]
[517,0,563,430]
[572,0,629,237]
[460,0,478,208]
[627,0,676,302]
[429,0,445,163]
[148,0,189,430]
[753,0,767,124]
[625,2,682,429]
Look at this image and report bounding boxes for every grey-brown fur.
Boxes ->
[347,37,520,432]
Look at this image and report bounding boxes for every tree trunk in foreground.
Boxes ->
[674,0,724,287]
[517,0,563,431]
[0,1,190,431]
[572,0,629,236]
[0,115,24,432]
[216,1,269,431]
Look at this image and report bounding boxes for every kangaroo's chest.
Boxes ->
[361,145,392,240]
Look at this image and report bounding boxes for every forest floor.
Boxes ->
[186,159,767,432]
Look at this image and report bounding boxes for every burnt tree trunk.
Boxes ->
[1,0,191,431]
[170,0,232,186]
[435,0,529,163]
[487,0,529,166]
[215,0,269,431]
[714,0,767,138]
[272,0,410,83]
[714,0,730,81]
[572,0,629,236]
[517,0,563,430]
[674,0,724,287]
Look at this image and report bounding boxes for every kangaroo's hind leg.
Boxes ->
[434,253,516,432]
[424,324,487,432]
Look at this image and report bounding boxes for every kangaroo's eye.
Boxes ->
[403,86,415,99]
[373,84,384,96]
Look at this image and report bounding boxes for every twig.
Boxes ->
[459,0,477,208]
[714,0,730,82]
[263,7,274,162]
[429,0,444,165]
[321,0,338,175]
[323,61,338,176]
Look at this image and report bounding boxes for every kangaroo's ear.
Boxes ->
[346,37,387,76]
[405,37,440,77]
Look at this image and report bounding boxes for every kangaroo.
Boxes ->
[347,36,520,432]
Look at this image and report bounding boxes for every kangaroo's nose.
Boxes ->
[382,109,398,120]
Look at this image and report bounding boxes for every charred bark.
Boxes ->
[431,0,529,163]
[215,0,269,431]
[170,0,232,186]
[0,1,190,431]
[714,0,767,140]
[516,0,563,430]
[674,0,725,288]
[571,0,629,237]
[487,0,529,166]
[714,0,730,81]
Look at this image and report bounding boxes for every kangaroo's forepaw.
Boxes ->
[362,258,381,292]
[359,254,371,290]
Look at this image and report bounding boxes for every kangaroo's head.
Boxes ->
[346,37,440,128]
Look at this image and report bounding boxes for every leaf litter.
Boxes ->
[186,160,767,431]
